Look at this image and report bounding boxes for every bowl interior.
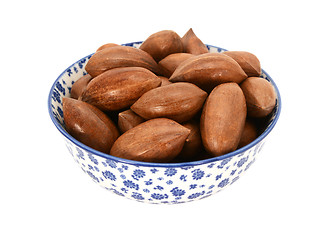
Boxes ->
[48,42,281,167]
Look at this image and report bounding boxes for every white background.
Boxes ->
[1,0,326,239]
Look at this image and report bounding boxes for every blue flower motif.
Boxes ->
[122,165,128,171]
[87,171,99,182]
[118,168,124,173]
[180,175,187,182]
[106,159,117,168]
[132,169,146,180]
[154,185,164,191]
[192,169,205,180]
[76,147,85,160]
[218,178,229,188]
[237,157,248,168]
[102,170,116,181]
[151,193,168,200]
[67,69,73,77]
[101,162,107,167]
[54,113,61,124]
[170,187,185,197]
[188,191,205,199]
[166,180,173,185]
[56,81,65,95]
[52,89,61,103]
[144,179,153,185]
[218,157,232,168]
[143,189,150,193]
[123,180,139,190]
[164,168,177,177]
[74,66,78,73]
[57,106,63,118]
[120,174,126,179]
[157,177,164,181]
[111,189,124,196]
[121,188,128,193]
[208,185,215,189]
[215,174,222,181]
[206,190,213,195]
[230,169,237,175]
[88,153,98,165]
[207,163,215,168]
[190,184,197,189]
[150,168,159,174]
[78,59,86,69]
[132,192,144,200]
[88,164,93,170]
[94,166,99,172]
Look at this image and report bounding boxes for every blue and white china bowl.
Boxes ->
[48,42,281,204]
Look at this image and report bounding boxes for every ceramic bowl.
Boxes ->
[48,42,281,204]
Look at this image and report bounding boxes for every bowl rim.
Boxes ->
[48,42,282,168]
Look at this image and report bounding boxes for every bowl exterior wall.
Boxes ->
[63,136,265,203]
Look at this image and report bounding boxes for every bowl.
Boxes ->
[48,41,281,204]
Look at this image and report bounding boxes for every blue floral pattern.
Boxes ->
[192,169,205,180]
[170,187,186,197]
[132,169,146,180]
[164,168,177,177]
[49,42,280,204]
[102,170,116,181]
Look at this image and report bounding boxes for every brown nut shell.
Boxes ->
[200,82,247,156]
[240,77,277,118]
[169,53,248,91]
[158,53,193,78]
[81,67,161,111]
[139,30,183,62]
[85,45,160,77]
[181,28,209,55]
[110,118,191,163]
[178,120,203,159]
[131,82,208,123]
[158,76,172,86]
[118,109,144,133]
[63,97,119,154]
[70,74,93,100]
[96,43,119,52]
[222,51,261,77]
[238,119,258,148]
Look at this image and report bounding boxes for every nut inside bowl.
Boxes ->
[48,42,281,204]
